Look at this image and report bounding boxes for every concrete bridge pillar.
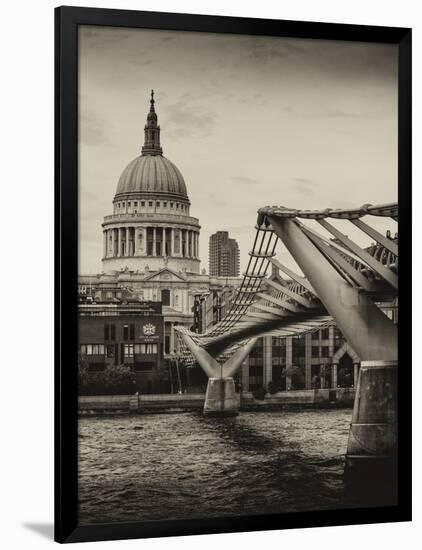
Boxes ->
[176,329,257,416]
[345,360,397,501]
[203,377,239,416]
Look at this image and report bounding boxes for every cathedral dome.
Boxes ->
[114,90,189,203]
[115,154,188,200]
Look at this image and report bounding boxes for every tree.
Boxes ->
[78,361,136,395]
[252,386,267,400]
[267,380,279,394]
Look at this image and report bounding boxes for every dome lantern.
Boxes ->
[114,91,189,202]
[141,89,163,156]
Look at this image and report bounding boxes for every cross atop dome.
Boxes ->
[142,89,163,156]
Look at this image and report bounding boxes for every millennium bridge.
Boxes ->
[176,201,398,491]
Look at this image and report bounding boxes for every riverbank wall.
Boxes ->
[78,388,355,415]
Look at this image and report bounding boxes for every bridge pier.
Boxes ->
[344,360,397,503]
[203,377,239,416]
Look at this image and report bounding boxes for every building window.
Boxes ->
[292,336,306,361]
[110,324,115,340]
[141,201,145,207]
[161,289,170,306]
[80,344,105,355]
[149,201,153,207]
[312,345,320,358]
[312,330,319,340]
[134,343,158,354]
[176,203,179,209]
[122,202,125,207]
[321,346,330,357]
[124,344,134,357]
[134,201,138,207]
[157,201,160,207]
[321,327,330,340]
[123,324,135,340]
[106,345,115,358]
[163,201,167,207]
[104,324,109,340]
[170,202,174,208]
[128,201,131,207]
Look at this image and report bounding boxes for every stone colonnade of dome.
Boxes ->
[103,225,200,260]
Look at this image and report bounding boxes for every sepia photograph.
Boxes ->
[76,23,401,527]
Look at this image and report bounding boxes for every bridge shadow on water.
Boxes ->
[195,412,397,512]
[195,412,350,513]
[78,411,396,524]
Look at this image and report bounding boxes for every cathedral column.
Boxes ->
[184,230,188,258]
[153,227,157,256]
[103,230,107,258]
[196,232,199,258]
[170,322,175,354]
[117,228,122,257]
[162,227,166,256]
[126,227,130,256]
[170,228,174,257]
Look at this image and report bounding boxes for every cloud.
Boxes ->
[164,100,218,140]
[231,176,259,185]
[203,192,228,208]
[80,26,133,49]
[79,111,111,147]
[246,36,307,64]
[224,225,254,234]
[294,177,316,196]
[310,110,368,119]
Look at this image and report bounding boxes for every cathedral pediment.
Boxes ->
[143,268,187,283]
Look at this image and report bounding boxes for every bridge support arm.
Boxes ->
[268,216,397,361]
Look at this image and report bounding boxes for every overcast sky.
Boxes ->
[78,26,398,275]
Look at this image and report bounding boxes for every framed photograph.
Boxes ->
[55,6,411,543]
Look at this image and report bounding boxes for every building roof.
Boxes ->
[114,91,189,202]
[115,154,188,199]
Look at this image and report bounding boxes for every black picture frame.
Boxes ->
[55,6,412,543]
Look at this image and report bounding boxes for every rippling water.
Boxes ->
[79,409,355,524]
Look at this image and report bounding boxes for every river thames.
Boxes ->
[78,409,369,523]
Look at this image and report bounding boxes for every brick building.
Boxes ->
[78,299,166,394]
